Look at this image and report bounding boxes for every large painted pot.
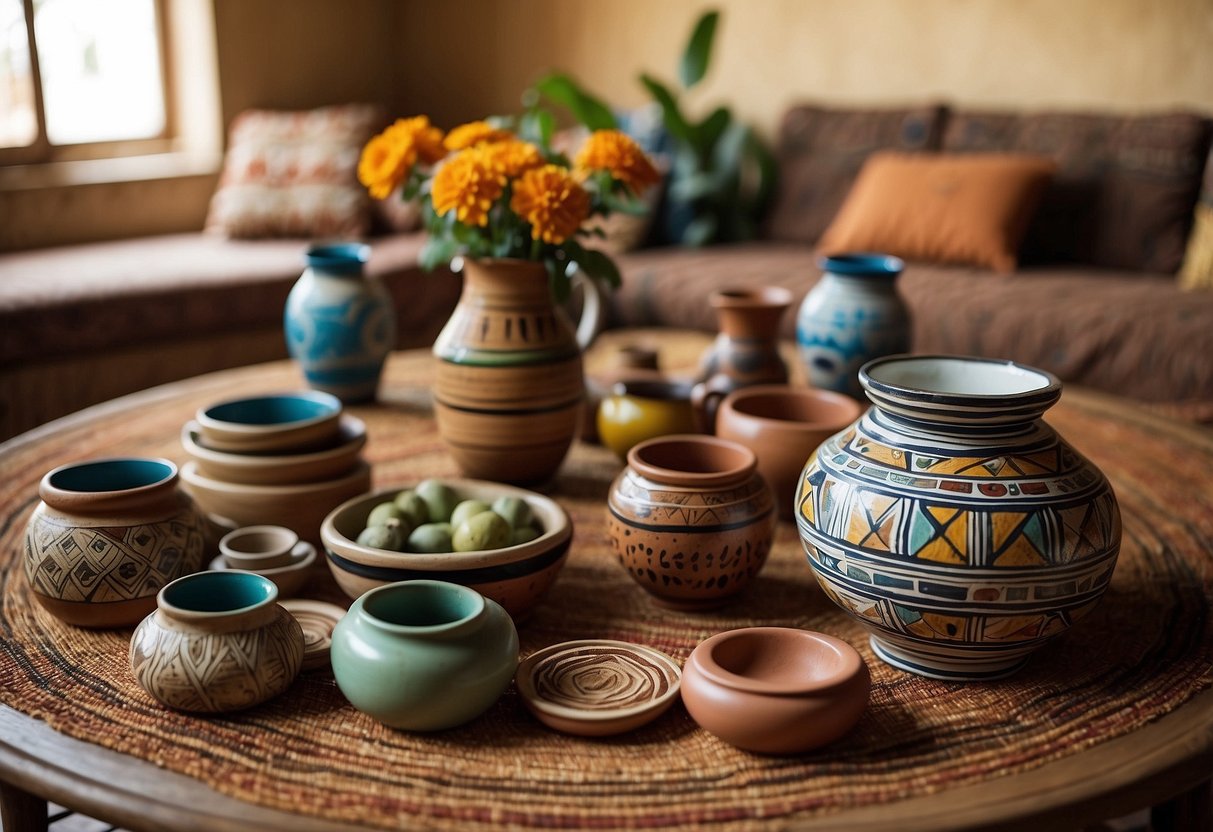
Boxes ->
[285,242,396,403]
[796,254,909,399]
[23,458,208,628]
[129,570,304,712]
[330,580,519,731]
[432,258,600,485]
[794,355,1122,681]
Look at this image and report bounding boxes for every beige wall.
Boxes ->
[4,0,1211,251]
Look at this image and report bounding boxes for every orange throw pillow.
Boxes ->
[817,152,1056,273]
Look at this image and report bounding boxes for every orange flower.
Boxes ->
[480,138,544,179]
[575,129,661,193]
[444,120,512,151]
[431,148,506,227]
[510,164,591,245]
[358,116,446,199]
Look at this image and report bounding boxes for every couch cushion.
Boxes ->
[817,152,1055,273]
[0,232,455,368]
[610,243,1213,412]
[764,103,947,245]
[943,109,1213,273]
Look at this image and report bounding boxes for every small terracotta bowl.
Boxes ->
[321,479,572,621]
[195,391,342,454]
[681,627,870,754]
[209,540,318,599]
[516,640,682,737]
[181,414,366,486]
[180,460,371,544]
[716,385,862,521]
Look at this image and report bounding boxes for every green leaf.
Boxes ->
[533,72,617,131]
[640,74,695,148]
[573,247,622,289]
[419,236,458,271]
[743,128,780,219]
[695,106,732,155]
[680,214,718,247]
[679,10,719,90]
[669,170,723,203]
[518,107,556,148]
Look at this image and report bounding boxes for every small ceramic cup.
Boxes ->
[681,627,870,754]
[597,378,698,461]
[129,570,304,713]
[195,391,343,454]
[220,525,301,570]
[716,385,863,521]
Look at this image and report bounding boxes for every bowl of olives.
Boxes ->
[320,478,572,621]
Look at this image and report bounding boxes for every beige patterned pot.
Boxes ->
[432,258,600,484]
[129,570,303,712]
[23,458,207,628]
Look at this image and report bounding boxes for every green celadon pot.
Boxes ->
[330,579,519,731]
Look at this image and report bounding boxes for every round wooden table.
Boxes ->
[0,330,1210,832]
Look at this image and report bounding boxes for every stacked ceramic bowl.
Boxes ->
[180,391,372,542]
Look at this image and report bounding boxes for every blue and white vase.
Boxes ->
[796,254,909,398]
[285,243,395,403]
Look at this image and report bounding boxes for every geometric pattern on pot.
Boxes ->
[794,356,1122,681]
[25,519,202,604]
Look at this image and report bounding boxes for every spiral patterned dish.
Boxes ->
[516,639,682,737]
[281,599,346,672]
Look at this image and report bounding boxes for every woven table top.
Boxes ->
[1,329,1210,831]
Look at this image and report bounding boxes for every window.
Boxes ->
[0,0,170,165]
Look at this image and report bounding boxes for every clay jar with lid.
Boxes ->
[681,627,871,754]
[129,570,304,712]
[607,435,776,610]
[23,457,208,628]
[330,580,519,731]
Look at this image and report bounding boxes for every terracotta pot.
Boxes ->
[692,286,793,432]
[607,435,776,610]
[716,384,863,521]
[681,627,870,754]
[129,570,304,712]
[23,458,208,628]
[796,354,1123,680]
[597,378,697,461]
[432,258,601,484]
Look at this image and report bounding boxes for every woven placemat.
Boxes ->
[1,334,1210,830]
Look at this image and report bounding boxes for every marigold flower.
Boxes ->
[358,132,410,200]
[444,120,512,151]
[480,139,544,179]
[510,164,591,245]
[431,148,506,227]
[384,115,447,165]
[575,129,661,193]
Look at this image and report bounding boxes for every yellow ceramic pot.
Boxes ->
[596,379,697,461]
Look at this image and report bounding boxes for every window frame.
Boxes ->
[0,0,176,167]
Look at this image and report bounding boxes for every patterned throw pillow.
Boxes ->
[206,104,383,239]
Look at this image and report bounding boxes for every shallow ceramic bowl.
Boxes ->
[195,391,342,454]
[209,541,318,599]
[681,627,870,755]
[182,415,366,486]
[181,460,371,544]
[516,639,682,737]
[321,480,572,621]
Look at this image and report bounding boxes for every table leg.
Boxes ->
[0,780,48,832]
[1151,777,1212,832]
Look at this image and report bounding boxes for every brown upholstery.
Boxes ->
[609,243,1213,417]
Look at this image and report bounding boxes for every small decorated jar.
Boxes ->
[129,570,304,712]
[607,435,777,610]
[23,457,207,628]
[330,580,518,731]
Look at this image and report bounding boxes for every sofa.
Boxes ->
[3,101,1212,442]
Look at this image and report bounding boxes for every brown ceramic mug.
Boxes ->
[716,385,863,521]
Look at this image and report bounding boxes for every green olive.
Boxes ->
[491,495,532,530]
[509,524,541,546]
[393,490,430,526]
[367,501,406,528]
[452,511,511,552]
[450,499,492,529]
[357,524,405,551]
[415,479,459,523]
[407,522,454,553]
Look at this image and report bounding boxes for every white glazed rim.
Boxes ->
[861,355,1061,403]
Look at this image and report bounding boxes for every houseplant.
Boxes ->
[357,115,660,483]
[533,9,778,246]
